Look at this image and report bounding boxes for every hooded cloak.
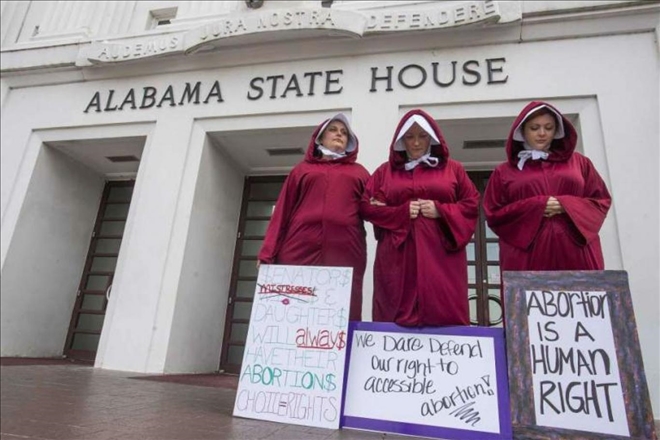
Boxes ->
[258,114,369,321]
[361,109,479,326]
[483,101,612,271]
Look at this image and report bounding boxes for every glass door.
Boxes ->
[220,176,286,374]
[220,172,502,373]
[63,181,134,361]
[467,171,503,327]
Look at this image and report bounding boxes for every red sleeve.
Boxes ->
[434,164,480,251]
[555,156,611,245]
[257,168,301,263]
[483,167,548,250]
[359,165,411,248]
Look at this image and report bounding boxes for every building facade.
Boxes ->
[1,0,658,419]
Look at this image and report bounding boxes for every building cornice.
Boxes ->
[77,2,514,67]
[0,1,657,79]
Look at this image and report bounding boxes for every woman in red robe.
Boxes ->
[258,114,370,321]
[362,109,479,326]
[483,101,611,271]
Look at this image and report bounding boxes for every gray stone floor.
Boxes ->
[2,361,658,440]
[0,361,416,440]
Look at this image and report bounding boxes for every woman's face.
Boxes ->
[403,123,431,160]
[523,113,557,151]
[320,121,349,153]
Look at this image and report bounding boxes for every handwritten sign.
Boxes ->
[504,271,657,440]
[233,264,352,430]
[527,289,627,435]
[342,322,512,440]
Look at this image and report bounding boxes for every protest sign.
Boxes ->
[232,264,352,430]
[342,322,512,440]
[503,270,657,439]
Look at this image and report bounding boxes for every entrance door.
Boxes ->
[220,176,286,374]
[219,172,502,371]
[467,171,503,327]
[63,180,134,361]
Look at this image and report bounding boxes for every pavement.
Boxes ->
[0,358,411,440]
[2,359,658,440]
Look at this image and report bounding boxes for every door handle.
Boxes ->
[106,284,113,301]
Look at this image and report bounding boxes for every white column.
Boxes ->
[94,114,197,373]
[38,1,63,35]
[1,1,30,47]
[40,1,75,34]
[34,0,91,40]
[1,146,104,357]
[162,126,243,373]
[171,0,232,25]
[105,1,135,37]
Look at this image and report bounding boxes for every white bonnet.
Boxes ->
[512,104,565,142]
[315,113,358,153]
[393,114,440,151]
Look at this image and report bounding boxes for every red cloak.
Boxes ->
[258,118,370,321]
[483,101,612,271]
[361,109,479,326]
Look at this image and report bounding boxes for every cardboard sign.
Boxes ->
[342,322,512,440]
[503,270,657,440]
[233,264,352,430]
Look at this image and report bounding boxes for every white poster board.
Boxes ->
[233,264,352,430]
[342,322,512,440]
[503,271,657,440]
[526,289,628,435]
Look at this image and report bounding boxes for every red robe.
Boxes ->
[361,109,479,326]
[483,101,611,271]
[258,120,370,321]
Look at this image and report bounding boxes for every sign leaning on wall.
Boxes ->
[503,270,657,440]
[342,322,512,440]
[233,264,352,430]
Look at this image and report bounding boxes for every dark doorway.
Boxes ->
[219,176,286,374]
[220,171,502,372]
[63,180,134,361]
[467,171,503,327]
